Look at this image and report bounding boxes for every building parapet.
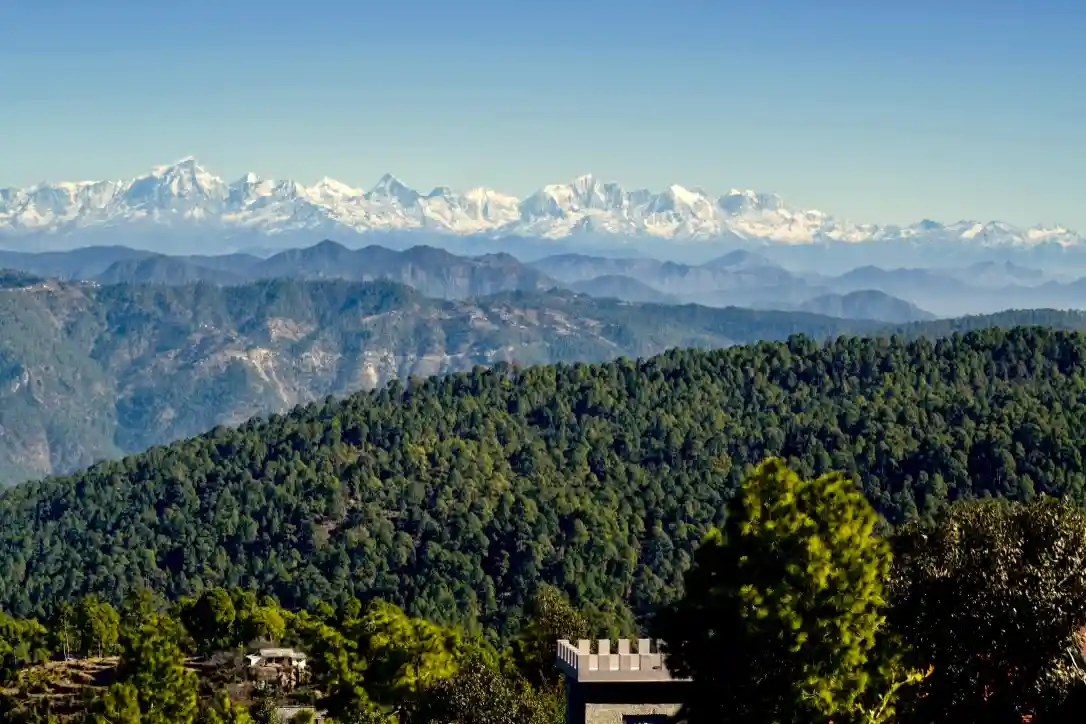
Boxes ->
[556,639,686,683]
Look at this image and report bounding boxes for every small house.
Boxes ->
[245,647,308,670]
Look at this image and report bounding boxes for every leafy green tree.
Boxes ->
[50,603,76,660]
[888,497,1086,722]
[116,614,199,724]
[418,649,558,724]
[0,612,50,683]
[249,694,279,724]
[88,682,143,724]
[199,691,254,724]
[312,601,464,722]
[120,589,166,633]
[238,605,287,647]
[76,596,120,659]
[354,600,464,710]
[511,585,590,692]
[181,588,237,655]
[652,458,894,723]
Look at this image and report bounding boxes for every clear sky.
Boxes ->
[1,0,1083,229]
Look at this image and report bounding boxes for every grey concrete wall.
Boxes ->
[585,703,682,724]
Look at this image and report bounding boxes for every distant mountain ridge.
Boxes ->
[0,241,935,319]
[1,158,1079,252]
[1,241,563,300]
[569,275,680,304]
[13,240,1086,318]
[0,263,1083,488]
[797,290,937,323]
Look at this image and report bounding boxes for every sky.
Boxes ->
[1,0,1083,229]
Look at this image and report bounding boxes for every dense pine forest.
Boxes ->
[3,326,1086,632]
[5,326,1086,721]
[4,461,1086,723]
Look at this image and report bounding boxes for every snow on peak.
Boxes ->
[666,184,703,206]
[0,159,1079,248]
[150,156,209,178]
[570,173,598,191]
[366,173,420,206]
[309,177,361,197]
[369,173,407,192]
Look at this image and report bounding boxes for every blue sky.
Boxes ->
[1,0,1083,228]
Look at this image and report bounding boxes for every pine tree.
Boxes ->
[88,682,143,724]
[200,691,254,724]
[512,585,590,693]
[116,615,199,724]
[652,458,895,723]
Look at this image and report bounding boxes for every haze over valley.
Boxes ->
[3,207,1086,487]
[2,236,1084,318]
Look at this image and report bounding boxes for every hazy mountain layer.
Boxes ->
[8,240,1086,317]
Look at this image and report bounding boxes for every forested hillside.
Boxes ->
[0,277,881,486]
[3,265,1085,488]
[2,327,1086,638]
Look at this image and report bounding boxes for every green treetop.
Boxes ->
[653,458,894,723]
[889,497,1086,722]
[115,614,199,724]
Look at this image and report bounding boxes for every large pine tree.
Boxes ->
[653,458,893,723]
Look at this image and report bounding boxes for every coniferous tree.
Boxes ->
[199,691,254,724]
[181,588,237,656]
[76,597,120,659]
[653,458,898,723]
[511,585,590,693]
[88,682,143,724]
[116,614,199,724]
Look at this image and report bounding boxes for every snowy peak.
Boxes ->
[719,189,786,215]
[366,173,419,206]
[307,177,362,202]
[0,158,1080,248]
[147,157,222,191]
[650,184,709,212]
[124,156,227,211]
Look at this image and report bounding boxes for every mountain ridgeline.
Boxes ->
[2,327,1086,634]
[0,241,557,301]
[5,240,1086,317]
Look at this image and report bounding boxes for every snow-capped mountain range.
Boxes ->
[0,157,1080,248]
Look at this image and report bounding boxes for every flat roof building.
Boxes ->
[556,639,692,724]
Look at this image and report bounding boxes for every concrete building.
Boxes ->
[245,648,308,670]
[556,639,692,724]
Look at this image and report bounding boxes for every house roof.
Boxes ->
[257,648,306,659]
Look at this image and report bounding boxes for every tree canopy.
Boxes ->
[888,498,1086,722]
[653,458,894,723]
[4,327,1086,638]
